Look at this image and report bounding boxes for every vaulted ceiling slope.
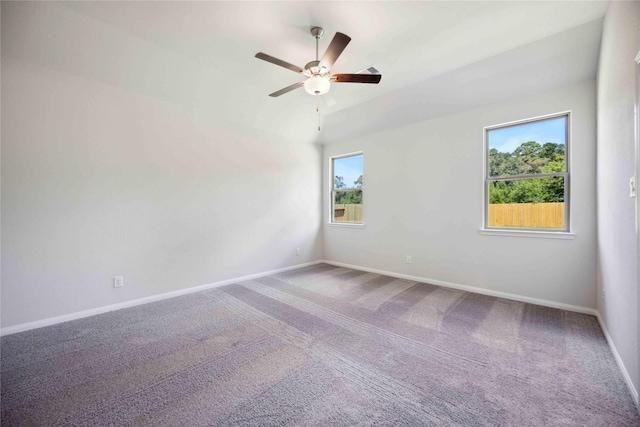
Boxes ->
[320,18,603,143]
[1,1,607,144]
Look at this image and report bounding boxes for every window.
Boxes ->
[484,113,569,232]
[331,152,363,224]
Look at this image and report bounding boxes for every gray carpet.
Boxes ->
[2,264,639,426]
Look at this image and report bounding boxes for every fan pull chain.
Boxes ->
[317,106,321,132]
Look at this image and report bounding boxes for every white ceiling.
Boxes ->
[2,1,607,144]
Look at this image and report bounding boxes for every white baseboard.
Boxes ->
[596,312,640,407]
[0,260,324,337]
[322,260,597,316]
[1,259,595,336]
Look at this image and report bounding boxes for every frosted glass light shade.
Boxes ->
[304,75,330,95]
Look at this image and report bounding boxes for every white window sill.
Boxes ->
[480,229,575,240]
[327,222,365,229]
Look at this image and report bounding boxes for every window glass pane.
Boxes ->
[488,117,566,177]
[488,177,565,229]
[333,154,363,190]
[333,191,363,223]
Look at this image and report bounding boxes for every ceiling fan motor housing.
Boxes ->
[304,60,330,77]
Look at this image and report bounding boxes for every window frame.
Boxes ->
[329,151,364,226]
[482,111,571,235]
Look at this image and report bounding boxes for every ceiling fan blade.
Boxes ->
[269,81,305,97]
[255,52,304,74]
[331,74,382,84]
[319,32,351,70]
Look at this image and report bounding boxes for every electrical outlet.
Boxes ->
[114,276,124,288]
[406,256,412,264]
[296,248,301,256]
[630,177,636,197]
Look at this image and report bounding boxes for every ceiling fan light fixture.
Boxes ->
[304,75,330,95]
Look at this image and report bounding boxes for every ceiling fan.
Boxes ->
[255,27,382,98]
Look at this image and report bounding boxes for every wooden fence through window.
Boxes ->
[334,204,363,223]
[333,202,564,228]
[489,202,565,228]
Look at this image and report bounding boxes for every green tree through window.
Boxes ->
[488,141,565,204]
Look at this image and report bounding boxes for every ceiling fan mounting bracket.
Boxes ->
[310,27,325,39]
[303,60,329,78]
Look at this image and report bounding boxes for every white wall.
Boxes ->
[596,0,640,402]
[324,79,597,310]
[1,57,323,328]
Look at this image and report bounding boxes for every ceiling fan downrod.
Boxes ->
[304,27,330,95]
[310,27,324,62]
[305,27,325,76]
